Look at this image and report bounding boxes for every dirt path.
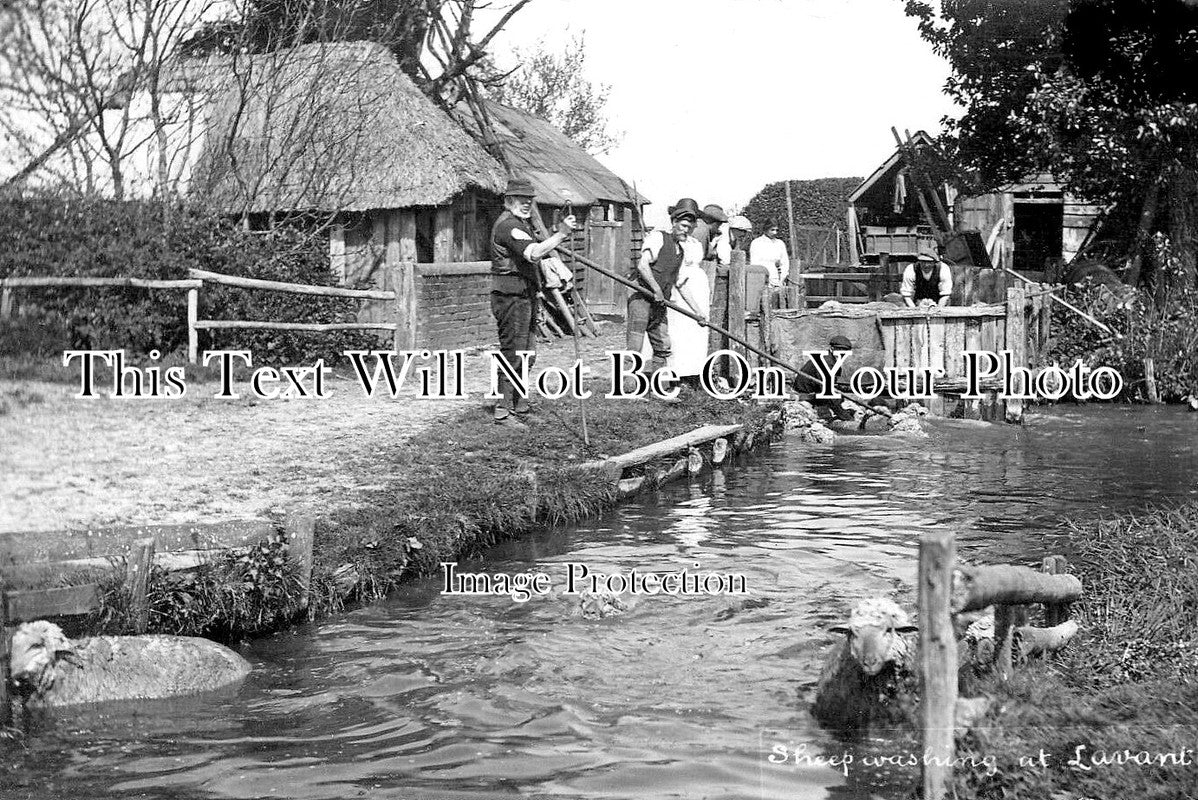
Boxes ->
[1,328,626,534]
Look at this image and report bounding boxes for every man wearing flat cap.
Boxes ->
[901,253,953,308]
[692,203,728,260]
[489,175,577,427]
[628,198,701,378]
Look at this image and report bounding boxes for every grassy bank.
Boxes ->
[86,391,779,640]
[948,503,1198,798]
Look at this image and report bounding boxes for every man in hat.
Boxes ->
[628,198,701,379]
[901,253,954,308]
[692,203,728,260]
[793,335,856,421]
[489,175,577,427]
[714,215,753,266]
[749,219,791,287]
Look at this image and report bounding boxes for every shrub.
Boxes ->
[743,177,862,257]
[0,195,378,366]
[1047,241,1198,402]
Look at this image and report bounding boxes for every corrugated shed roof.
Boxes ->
[174,42,506,213]
[457,100,647,207]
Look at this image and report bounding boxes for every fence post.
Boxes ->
[919,530,958,800]
[393,262,418,352]
[0,287,12,319]
[1004,285,1027,423]
[286,514,316,612]
[1041,555,1070,626]
[187,287,199,364]
[708,264,729,378]
[126,537,155,634]
[1,592,10,727]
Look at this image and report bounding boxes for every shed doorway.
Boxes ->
[1013,197,1063,273]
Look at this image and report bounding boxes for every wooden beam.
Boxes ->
[5,584,101,622]
[195,321,397,332]
[0,520,277,566]
[187,269,395,300]
[1,277,201,289]
[951,565,1083,613]
[125,538,155,634]
[580,424,743,472]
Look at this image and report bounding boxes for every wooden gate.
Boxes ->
[585,220,630,315]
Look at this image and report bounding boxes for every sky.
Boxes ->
[486,0,961,227]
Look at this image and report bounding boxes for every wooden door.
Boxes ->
[585,220,631,315]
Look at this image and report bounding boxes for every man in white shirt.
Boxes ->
[749,219,790,287]
[900,253,954,307]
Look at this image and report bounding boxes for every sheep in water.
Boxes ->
[811,598,993,736]
[9,620,252,707]
[811,598,921,734]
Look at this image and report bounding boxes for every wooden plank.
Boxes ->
[187,287,199,364]
[708,272,729,377]
[964,319,982,355]
[1,592,10,725]
[981,317,998,354]
[895,323,912,370]
[803,295,872,304]
[196,321,396,332]
[945,319,965,380]
[415,261,492,276]
[882,320,897,369]
[1,277,201,289]
[5,584,101,622]
[580,424,743,472]
[0,519,277,566]
[433,207,454,263]
[911,318,928,373]
[188,269,395,300]
[928,318,947,377]
[918,531,957,800]
[394,261,418,351]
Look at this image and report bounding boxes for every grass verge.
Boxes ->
[948,503,1198,799]
[85,391,779,639]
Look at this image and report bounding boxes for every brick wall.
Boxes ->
[416,263,494,350]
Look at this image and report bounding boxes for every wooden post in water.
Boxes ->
[1005,286,1027,423]
[126,537,155,634]
[919,530,958,800]
[286,515,316,612]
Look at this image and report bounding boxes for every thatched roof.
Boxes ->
[457,100,647,208]
[173,42,505,213]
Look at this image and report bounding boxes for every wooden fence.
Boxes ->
[918,531,1082,798]
[0,516,315,725]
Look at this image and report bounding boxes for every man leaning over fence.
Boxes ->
[489,176,578,429]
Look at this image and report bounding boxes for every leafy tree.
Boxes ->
[905,0,1198,289]
[485,34,621,155]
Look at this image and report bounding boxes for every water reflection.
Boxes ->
[4,406,1196,800]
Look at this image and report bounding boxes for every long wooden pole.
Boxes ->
[996,263,1117,337]
[558,244,889,414]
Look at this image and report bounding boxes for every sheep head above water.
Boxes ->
[10,620,252,707]
[827,598,919,676]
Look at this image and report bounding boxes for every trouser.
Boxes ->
[491,291,538,417]
[626,293,670,375]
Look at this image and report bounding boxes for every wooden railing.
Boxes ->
[918,531,1082,799]
[0,516,315,725]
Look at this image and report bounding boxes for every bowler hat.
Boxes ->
[700,204,728,224]
[504,176,536,197]
[829,335,853,350]
[668,197,701,221]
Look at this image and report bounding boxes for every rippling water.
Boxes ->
[4,406,1196,800]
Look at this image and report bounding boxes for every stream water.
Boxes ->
[4,406,1197,800]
